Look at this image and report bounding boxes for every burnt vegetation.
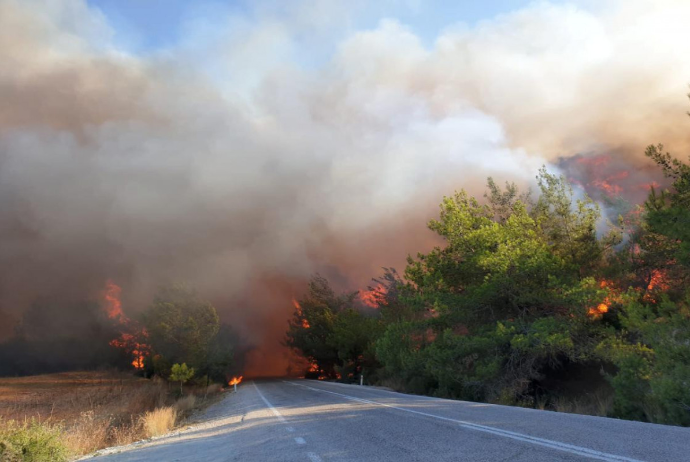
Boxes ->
[286,105,690,426]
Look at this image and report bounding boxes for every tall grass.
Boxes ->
[553,390,614,417]
[174,395,197,416]
[141,407,177,438]
[0,371,222,458]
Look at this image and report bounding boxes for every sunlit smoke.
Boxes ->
[1,0,689,375]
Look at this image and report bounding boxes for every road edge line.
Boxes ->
[284,380,644,462]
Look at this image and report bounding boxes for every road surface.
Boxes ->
[89,379,689,462]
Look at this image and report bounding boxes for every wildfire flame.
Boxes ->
[591,171,629,196]
[104,280,125,321]
[293,297,310,328]
[644,269,670,303]
[646,269,669,292]
[360,284,387,308]
[103,280,150,370]
[588,280,613,319]
[566,154,667,206]
[228,376,243,386]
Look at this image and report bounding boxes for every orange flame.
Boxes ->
[104,280,125,321]
[588,303,609,317]
[588,279,613,319]
[646,269,669,292]
[360,284,387,308]
[591,171,629,196]
[228,376,243,386]
[104,280,150,370]
[292,297,310,328]
[644,269,670,303]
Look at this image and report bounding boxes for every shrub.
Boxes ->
[0,419,68,462]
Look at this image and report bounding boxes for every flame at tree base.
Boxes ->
[103,280,151,370]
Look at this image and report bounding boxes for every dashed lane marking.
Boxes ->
[253,382,324,462]
[307,452,323,462]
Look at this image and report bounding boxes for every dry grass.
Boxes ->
[553,390,614,417]
[174,395,197,415]
[0,371,221,458]
[141,406,177,438]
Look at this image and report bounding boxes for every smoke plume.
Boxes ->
[1,0,689,375]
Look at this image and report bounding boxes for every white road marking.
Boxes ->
[307,452,323,462]
[254,381,324,462]
[285,381,644,462]
[253,381,287,423]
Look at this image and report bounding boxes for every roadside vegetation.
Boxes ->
[286,101,690,427]
[0,284,241,461]
[0,371,224,461]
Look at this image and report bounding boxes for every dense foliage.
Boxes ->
[0,419,68,462]
[286,141,690,426]
[142,285,240,384]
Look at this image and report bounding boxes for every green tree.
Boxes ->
[601,130,690,425]
[170,363,195,394]
[285,276,355,378]
[331,308,382,381]
[379,172,611,401]
[142,285,235,382]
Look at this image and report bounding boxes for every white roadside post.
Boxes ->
[360,374,364,386]
[234,383,238,392]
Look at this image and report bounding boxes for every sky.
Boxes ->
[87,0,567,52]
[1,0,689,374]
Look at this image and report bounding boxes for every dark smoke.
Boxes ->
[1,0,689,375]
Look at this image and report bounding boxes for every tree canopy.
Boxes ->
[286,144,690,425]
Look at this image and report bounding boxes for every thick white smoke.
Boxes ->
[1,0,688,374]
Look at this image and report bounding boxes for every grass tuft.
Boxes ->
[141,407,177,438]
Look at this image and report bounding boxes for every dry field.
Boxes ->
[0,370,222,459]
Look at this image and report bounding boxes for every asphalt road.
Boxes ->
[89,379,689,462]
